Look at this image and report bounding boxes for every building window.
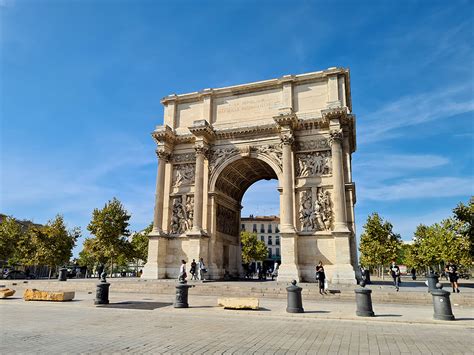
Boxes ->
[275,236,280,245]
[268,236,272,245]
[268,248,272,258]
[268,224,272,233]
[260,224,265,233]
[276,248,280,257]
[241,224,245,231]
[261,235,265,242]
[253,224,257,233]
[275,225,280,233]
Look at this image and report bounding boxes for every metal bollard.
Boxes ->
[94,272,110,305]
[355,286,375,317]
[426,272,439,293]
[431,283,455,321]
[174,280,195,308]
[286,280,304,313]
[58,268,67,281]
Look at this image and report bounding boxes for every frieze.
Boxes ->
[296,151,332,177]
[295,139,329,152]
[172,163,195,187]
[171,152,196,164]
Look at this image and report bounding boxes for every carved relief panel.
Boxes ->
[170,195,194,235]
[216,204,238,236]
[298,189,333,232]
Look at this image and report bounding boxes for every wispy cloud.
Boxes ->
[359,84,474,144]
[359,177,473,201]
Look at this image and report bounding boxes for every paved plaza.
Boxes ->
[1,291,473,354]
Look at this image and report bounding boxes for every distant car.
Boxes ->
[3,270,36,280]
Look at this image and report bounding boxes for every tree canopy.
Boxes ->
[240,231,268,263]
[359,212,401,269]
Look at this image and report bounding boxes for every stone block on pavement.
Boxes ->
[23,289,75,302]
[218,297,259,309]
[0,288,16,298]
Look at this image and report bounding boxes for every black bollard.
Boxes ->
[94,272,110,305]
[174,280,194,308]
[58,268,67,281]
[286,280,304,313]
[431,283,455,321]
[355,286,375,317]
[426,272,439,293]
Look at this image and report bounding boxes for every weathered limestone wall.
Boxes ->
[144,67,358,284]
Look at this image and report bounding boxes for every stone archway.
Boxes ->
[143,67,358,283]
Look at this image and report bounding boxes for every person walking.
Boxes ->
[198,257,207,281]
[178,260,187,281]
[411,267,416,281]
[190,259,197,280]
[446,262,460,293]
[315,261,327,295]
[390,260,401,291]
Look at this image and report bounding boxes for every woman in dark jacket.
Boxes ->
[316,261,327,295]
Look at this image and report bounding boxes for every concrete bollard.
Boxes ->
[431,283,455,321]
[174,281,195,308]
[426,272,439,293]
[94,272,110,305]
[355,287,375,317]
[286,280,304,313]
[58,268,67,281]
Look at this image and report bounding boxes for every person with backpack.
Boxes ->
[198,257,207,281]
[390,260,401,291]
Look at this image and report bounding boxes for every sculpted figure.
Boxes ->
[185,196,194,230]
[299,192,313,231]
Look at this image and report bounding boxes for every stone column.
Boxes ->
[329,129,349,233]
[152,151,169,234]
[280,132,296,233]
[191,143,207,233]
[329,128,355,284]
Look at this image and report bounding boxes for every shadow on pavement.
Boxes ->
[97,301,173,310]
[303,310,330,314]
[375,314,402,318]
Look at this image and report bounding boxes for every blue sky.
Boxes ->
[1,0,473,255]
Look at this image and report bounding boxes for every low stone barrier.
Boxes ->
[23,289,75,302]
[218,297,259,309]
[0,288,16,298]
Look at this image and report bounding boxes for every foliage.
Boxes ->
[359,213,401,269]
[410,219,471,269]
[453,199,474,257]
[15,215,79,273]
[131,222,152,264]
[240,231,268,263]
[77,239,97,271]
[0,216,23,265]
[86,197,132,268]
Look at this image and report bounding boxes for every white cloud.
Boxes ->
[359,84,474,144]
[359,177,473,201]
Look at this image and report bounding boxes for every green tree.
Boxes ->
[0,216,23,268]
[77,240,97,277]
[240,231,268,263]
[359,213,401,277]
[15,216,79,278]
[87,197,132,276]
[453,198,474,257]
[130,222,152,270]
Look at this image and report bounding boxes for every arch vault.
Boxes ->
[143,67,358,283]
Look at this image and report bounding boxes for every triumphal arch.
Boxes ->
[143,67,358,283]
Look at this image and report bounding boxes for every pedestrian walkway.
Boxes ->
[1,291,473,354]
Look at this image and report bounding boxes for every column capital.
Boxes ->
[155,149,171,162]
[329,129,343,145]
[194,141,210,156]
[280,131,295,146]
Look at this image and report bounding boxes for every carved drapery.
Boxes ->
[296,151,332,177]
[216,204,238,236]
[172,163,195,187]
[298,189,333,232]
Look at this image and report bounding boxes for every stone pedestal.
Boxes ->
[142,234,168,279]
[277,232,300,282]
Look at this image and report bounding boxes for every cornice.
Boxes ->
[160,67,349,104]
[151,124,175,145]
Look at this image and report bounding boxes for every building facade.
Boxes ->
[143,67,358,283]
[241,215,281,265]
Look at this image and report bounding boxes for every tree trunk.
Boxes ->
[48,267,52,279]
